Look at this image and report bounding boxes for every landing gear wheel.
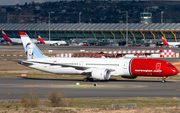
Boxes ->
[83,78,93,82]
[162,79,166,83]
[162,76,167,83]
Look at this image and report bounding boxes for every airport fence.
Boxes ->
[73,101,138,109]
[71,100,180,109]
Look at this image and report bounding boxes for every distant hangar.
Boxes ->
[0,23,180,44]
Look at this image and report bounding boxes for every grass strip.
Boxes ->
[1,99,180,109]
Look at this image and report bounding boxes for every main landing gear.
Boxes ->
[83,77,93,82]
[83,74,93,82]
[162,76,166,83]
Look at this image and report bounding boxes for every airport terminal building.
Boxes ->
[0,23,180,46]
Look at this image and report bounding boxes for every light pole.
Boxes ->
[126,11,128,46]
[161,11,164,23]
[49,12,51,41]
[7,13,9,23]
[79,12,82,23]
[49,11,54,41]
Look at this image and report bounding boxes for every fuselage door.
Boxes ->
[79,61,83,66]
[123,62,128,69]
[156,63,161,70]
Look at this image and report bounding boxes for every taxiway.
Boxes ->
[0,77,180,101]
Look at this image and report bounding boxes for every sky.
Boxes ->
[0,0,180,5]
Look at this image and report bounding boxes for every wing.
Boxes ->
[20,60,115,73]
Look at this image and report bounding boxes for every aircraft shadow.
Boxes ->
[20,77,174,83]
[108,79,174,83]
[20,77,83,81]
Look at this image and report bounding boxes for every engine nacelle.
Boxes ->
[91,69,111,80]
[121,76,137,79]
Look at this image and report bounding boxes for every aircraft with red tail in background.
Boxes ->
[38,35,67,46]
[19,31,178,83]
[162,37,180,47]
[1,30,38,44]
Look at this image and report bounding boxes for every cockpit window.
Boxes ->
[167,65,175,67]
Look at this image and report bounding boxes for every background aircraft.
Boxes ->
[2,31,38,44]
[19,31,178,83]
[38,35,67,46]
[162,37,180,47]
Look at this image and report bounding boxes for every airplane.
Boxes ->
[38,35,67,46]
[1,31,38,44]
[18,31,178,83]
[162,37,180,47]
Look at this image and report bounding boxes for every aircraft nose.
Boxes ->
[172,68,179,75]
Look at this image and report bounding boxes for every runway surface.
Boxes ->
[0,77,180,101]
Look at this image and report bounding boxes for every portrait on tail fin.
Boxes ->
[19,31,45,60]
[26,42,37,60]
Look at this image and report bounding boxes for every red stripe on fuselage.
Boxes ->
[130,59,178,77]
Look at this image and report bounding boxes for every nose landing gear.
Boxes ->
[162,76,166,83]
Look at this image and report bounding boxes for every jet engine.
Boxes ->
[121,76,137,79]
[91,69,111,80]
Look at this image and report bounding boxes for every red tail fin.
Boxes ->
[162,37,169,46]
[38,35,45,44]
[2,31,12,43]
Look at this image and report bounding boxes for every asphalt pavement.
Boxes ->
[0,77,180,101]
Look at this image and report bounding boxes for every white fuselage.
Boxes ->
[25,57,131,77]
[44,41,67,45]
[166,42,180,46]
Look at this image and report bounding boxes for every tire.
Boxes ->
[162,79,165,83]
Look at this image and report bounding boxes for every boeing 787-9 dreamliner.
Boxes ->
[19,31,178,83]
